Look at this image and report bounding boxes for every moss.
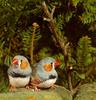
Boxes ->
[74,82,96,100]
[0,85,72,100]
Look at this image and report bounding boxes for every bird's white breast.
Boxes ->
[38,78,57,88]
[8,75,30,88]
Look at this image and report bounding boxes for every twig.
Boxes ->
[30,23,39,65]
[68,68,73,93]
[51,6,55,19]
[42,1,65,50]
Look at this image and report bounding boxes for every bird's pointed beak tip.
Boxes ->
[12,59,18,65]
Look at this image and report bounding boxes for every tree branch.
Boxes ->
[42,1,51,20]
[42,1,73,95]
[51,6,55,20]
[42,1,67,51]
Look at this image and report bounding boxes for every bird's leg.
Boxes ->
[34,86,40,92]
[30,82,40,92]
[30,78,41,91]
[50,84,57,90]
[9,85,16,92]
[25,85,30,89]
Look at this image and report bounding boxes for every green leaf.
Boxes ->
[4,55,12,66]
[75,71,86,79]
[72,0,81,6]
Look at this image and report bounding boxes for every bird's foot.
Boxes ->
[50,84,57,90]
[29,84,40,92]
[29,80,41,91]
[9,85,16,92]
[34,86,40,92]
[25,85,30,89]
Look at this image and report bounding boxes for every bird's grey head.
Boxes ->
[37,57,61,72]
[39,57,55,65]
[11,55,30,70]
[36,57,55,72]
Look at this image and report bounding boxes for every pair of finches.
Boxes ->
[7,55,61,91]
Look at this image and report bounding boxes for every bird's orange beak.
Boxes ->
[54,59,61,67]
[12,59,18,65]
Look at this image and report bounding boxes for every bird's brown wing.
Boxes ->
[31,66,42,86]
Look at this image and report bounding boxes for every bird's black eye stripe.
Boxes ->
[21,60,23,63]
[49,75,56,79]
[51,62,53,65]
[11,71,27,78]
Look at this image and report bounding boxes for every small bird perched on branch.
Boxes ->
[7,55,32,92]
[31,57,61,91]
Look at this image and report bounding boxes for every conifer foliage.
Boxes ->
[0,0,96,93]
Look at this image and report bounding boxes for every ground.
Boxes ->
[0,85,72,100]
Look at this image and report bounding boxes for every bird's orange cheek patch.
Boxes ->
[20,60,28,69]
[43,64,52,72]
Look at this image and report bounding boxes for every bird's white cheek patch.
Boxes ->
[8,75,30,88]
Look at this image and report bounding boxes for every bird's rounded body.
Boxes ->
[38,78,57,88]
[7,55,32,90]
[31,57,61,89]
[8,75,30,88]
